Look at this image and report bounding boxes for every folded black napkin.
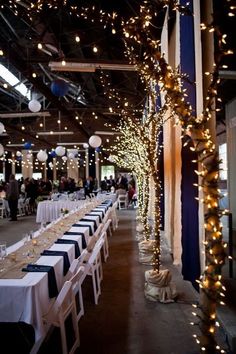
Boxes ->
[92,209,105,217]
[55,239,80,258]
[40,250,70,276]
[22,264,58,298]
[98,205,110,212]
[79,218,97,231]
[85,213,102,223]
[72,223,93,236]
[102,200,113,206]
[63,231,87,249]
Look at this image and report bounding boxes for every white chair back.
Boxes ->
[43,281,80,354]
[69,266,85,321]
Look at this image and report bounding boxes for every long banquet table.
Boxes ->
[0,197,113,353]
[36,200,86,224]
[36,193,117,225]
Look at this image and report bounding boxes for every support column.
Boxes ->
[21,150,33,179]
[11,153,16,175]
[53,158,57,182]
[95,151,100,187]
[85,148,89,177]
[67,150,79,182]
[2,161,6,181]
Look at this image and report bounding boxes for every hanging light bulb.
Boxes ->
[93,45,98,53]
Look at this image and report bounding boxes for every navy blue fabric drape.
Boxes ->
[181,136,200,289]
[180,0,200,289]
[158,128,164,230]
[156,86,164,230]
[88,148,95,178]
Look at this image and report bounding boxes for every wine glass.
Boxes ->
[29,230,34,240]
[0,241,7,272]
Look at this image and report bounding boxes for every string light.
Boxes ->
[0,1,233,352]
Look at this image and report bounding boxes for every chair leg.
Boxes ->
[102,236,109,262]
[91,268,100,305]
[98,253,103,281]
[59,321,68,354]
[71,304,80,353]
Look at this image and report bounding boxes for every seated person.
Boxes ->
[128,183,135,204]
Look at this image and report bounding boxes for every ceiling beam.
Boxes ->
[49,61,136,72]
[0,112,51,118]
[0,40,90,138]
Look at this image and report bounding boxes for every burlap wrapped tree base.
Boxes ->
[138,240,156,264]
[136,223,144,233]
[144,269,178,303]
[136,223,144,242]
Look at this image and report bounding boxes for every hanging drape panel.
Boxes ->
[180,0,200,288]
[156,85,165,230]
[158,127,164,230]
[181,137,200,288]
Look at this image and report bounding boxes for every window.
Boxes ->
[219,143,227,181]
[101,165,115,181]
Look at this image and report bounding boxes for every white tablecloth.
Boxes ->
[36,200,85,224]
[0,202,111,348]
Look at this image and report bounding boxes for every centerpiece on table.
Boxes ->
[61,208,69,217]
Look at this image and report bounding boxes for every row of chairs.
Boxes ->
[0,197,32,219]
[42,201,118,354]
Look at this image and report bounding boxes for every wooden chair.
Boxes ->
[117,194,128,210]
[0,198,7,219]
[43,281,80,354]
[84,238,104,304]
[69,266,86,322]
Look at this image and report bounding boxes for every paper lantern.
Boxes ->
[0,122,5,134]
[49,150,57,158]
[55,146,66,157]
[24,142,32,150]
[89,135,102,148]
[108,155,114,162]
[16,151,22,157]
[37,150,48,162]
[26,153,32,159]
[0,144,4,156]
[83,143,89,149]
[51,79,69,97]
[28,99,41,113]
[68,152,75,160]
[95,147,101,153]
[62,155,67,162]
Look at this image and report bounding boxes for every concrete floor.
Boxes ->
[77,209,200,354]
[0,214,39,247]
[1,208,234,354]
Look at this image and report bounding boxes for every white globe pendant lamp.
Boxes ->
[37,150,48,162]
[89,135,102,148]
[28,99,41,113]
[0,122,5,134]
[0,144,4,156]
[68,152,75,160]
[55,146,66,157]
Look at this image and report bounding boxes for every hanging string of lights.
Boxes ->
[0,0,235,352]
